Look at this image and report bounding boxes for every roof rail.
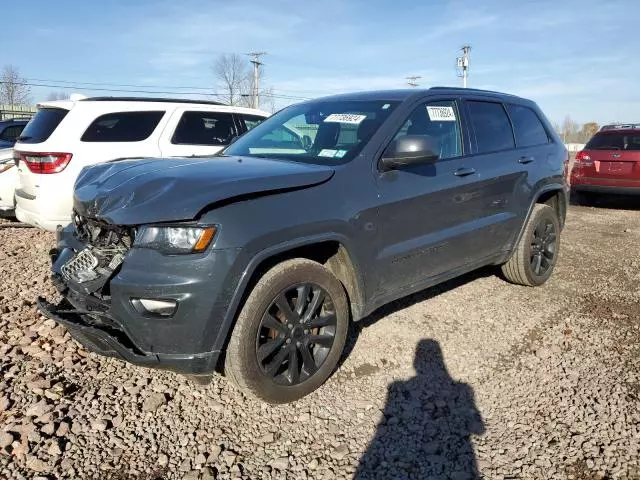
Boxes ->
[429,86,521,98]
[81,96,226,106]
[599,123,640,131]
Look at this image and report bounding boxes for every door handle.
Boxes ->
[518,156,534,164]
[454,167,476,177]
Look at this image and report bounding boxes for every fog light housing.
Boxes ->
[133,298,177,317]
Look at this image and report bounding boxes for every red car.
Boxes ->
[570,124,640,202]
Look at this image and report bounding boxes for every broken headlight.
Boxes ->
[134,226,217,254]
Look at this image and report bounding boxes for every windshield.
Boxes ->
[224,100,400,165]
[586,132,640,151]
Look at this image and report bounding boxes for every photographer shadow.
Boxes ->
[354,339,484,480]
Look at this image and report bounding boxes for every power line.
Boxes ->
[25,77,205,90]
[0,80,310,101]
[25,76,320,98]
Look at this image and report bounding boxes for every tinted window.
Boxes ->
[18,108,68,144]
[586,133,640,151]
[172,111,236,146]
[225,100,399,165]
[240,114,266,131]
[81,111,164,142]
[467,101,515,153]
[0,125,25,142]
[262,126,301,144]
[393,100,463,159]
[506,104,549,147]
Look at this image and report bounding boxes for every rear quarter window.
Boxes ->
[240,114,266,131]
[0,125,25,142]
[81,111,165,142]
[467,101,515,154]
[18,108,69,144]
[506,104,550,147]
[171,111,236,146]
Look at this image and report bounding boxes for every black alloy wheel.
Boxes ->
[256,283,336,386]
[530,218,557,277]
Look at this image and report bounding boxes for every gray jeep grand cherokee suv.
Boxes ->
[39,88,568,403]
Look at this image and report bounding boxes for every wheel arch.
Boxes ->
[213,234,366,359]
[513,184,567,251]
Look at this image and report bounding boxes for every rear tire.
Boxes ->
[225,258,349,403]
[501,204,560,287]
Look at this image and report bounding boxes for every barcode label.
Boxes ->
[427,106,456,122]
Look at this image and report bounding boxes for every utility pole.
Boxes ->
[406,75,421,88]
[456,45,471,88]
[246,52,266,109]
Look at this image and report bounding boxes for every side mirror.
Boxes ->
[380,135,439,171]
[301,135,312,150]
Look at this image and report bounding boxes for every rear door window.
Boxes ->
[586,133,640,151]
[467,101,515,154]
[239,114,266,131]
[172,111,236,146]
[0,125,24,142]
[18,108,69,144]
[506,104,549,147]
[81,111,165,142]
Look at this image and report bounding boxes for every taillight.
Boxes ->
[19,152,72,174]
[575,150,593,165]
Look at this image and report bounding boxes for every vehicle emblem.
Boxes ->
[612,153,621,158]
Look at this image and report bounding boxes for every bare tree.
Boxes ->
[561,115,579,143]
[46,91,68,101]
[0,65,31,105]
[235,63,276,112]
[213,54,250,106]
[258,87,276,113]
[579,121,599,142]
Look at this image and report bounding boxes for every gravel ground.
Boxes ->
[1,198,640,480]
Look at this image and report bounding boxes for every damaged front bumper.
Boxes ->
[37,296,220,374]
[37,224,237,375]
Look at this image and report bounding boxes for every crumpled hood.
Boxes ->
[74,156,335,225]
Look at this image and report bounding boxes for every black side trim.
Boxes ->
[15,188,35,200]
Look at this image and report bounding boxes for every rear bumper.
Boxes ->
[571,184,640,195]
[37,297,221,374]
[15,189,71,231]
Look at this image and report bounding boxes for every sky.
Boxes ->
[3,0,638,125]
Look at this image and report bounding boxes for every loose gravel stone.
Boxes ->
[0,432,14,448]
[142,392,167,412]
[270,456,290,470]
[1,200,640,479]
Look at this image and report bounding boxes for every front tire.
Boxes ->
[225,258,349,403]
[501,204,560,287]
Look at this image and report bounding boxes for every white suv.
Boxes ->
[14,97,269,231]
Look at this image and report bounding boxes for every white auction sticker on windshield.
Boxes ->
[324,113,367,125]
[318,149,339,157]
[426,106,456,121]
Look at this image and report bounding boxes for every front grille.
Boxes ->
[73,212,134,249]
[61,248,99,282]
[65,213,134,285]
